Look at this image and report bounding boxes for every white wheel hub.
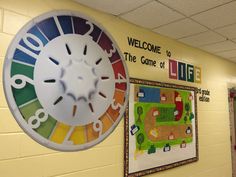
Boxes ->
[34,34,115,126]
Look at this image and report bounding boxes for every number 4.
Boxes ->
[115,73,126,83]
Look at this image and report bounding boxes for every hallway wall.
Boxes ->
[0,0,234,177]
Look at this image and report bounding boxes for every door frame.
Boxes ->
[228,88,236,177]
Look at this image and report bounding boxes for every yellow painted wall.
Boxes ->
[0,0,235,177]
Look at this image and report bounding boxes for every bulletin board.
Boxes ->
[124,78,198,177]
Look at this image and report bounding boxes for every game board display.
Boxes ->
[3,11,129,151]
[125,78,198,177]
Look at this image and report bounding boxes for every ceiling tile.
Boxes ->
[120,1,184,29]
[200,40,236,53]
[74,0,152,15]
[153,18,208,39]
[216,49,236,58]
[227,57,236,63]
[215,23,236,39]
[158,0,231,16]
[178,31,225,46]
[191,1,236,29]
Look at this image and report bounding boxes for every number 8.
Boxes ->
[28,109,48,129]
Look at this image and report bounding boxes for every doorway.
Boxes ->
[229,88,236,177]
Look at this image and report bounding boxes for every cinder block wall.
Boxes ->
[0,0,234,177]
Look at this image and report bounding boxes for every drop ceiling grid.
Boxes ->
[153,0,236,60]
[153,0,236,39]
[152,18,208,39]
[216,49,236,58]
[215,23,236,40]
[74,0,236,61]
[178,31,226,47]
[119,1,185,29]
[157,0,233,17]
[199,40,236,53]
[191,1,236,29]
[228,57,236,63]
[74,0,153,16]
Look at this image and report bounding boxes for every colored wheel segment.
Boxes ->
[3,10,129,151]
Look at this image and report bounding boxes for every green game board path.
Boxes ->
[20,99,57,139]
[11,61,37,106]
